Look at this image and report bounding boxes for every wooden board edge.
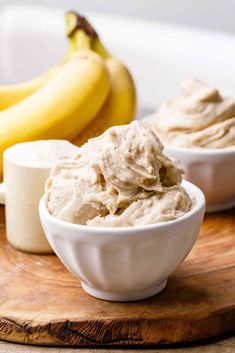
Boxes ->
[0,308,234,346]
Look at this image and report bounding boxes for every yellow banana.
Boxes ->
[0,67,60,110]
[0,11,137,141]
[74,57,136,145]
[0,50,110,174]
[65,12,137,146]
[0,15,90,111]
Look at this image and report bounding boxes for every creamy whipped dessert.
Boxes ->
[152,78,235,148]
[46,122,192,227]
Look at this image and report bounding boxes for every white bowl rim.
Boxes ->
[39,180,205,234]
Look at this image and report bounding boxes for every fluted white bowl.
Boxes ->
[39,180,205,302]
[165,146,235,212]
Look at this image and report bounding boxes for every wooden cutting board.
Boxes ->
[0,205,234,347]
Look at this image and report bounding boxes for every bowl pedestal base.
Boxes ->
[81,279,168,302]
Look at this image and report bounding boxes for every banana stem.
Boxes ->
[92,38,110,59]
[66,11,97,38]
[65,11,111,59]
[70,30,93,51]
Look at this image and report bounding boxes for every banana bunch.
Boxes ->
[0,11,136,176]
[66,12,137,146]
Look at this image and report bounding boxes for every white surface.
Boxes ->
[1,0,235,33]
[1,5,235,111]
[164,144,235,212]
[5,140,78,168]
[39,180,205,302]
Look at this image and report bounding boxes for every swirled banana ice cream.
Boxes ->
[46,122,192,227]
[152,78,235,148]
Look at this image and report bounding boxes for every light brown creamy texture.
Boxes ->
[153,78,235,148]
[46,122,192,227]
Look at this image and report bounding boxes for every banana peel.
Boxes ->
[0,50,110,176]
[66,12,137,146]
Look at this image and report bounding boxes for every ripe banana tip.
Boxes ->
[66,11,97,39]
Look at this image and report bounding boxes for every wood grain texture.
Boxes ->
[0,205,234,347]
[0,334,235,353]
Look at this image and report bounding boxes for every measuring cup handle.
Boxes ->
[0,183,6,204]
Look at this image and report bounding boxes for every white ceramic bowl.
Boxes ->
[165,146,235,212]
[39,180,205,302]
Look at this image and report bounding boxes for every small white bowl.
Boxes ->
[165,145,235,212]
[39,180,205,302]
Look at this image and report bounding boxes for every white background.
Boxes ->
[0,0,235,33]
